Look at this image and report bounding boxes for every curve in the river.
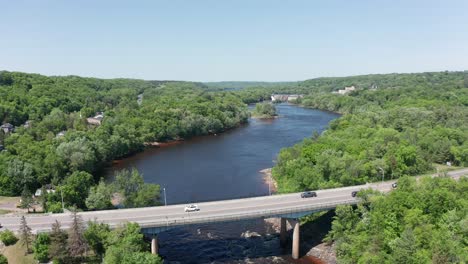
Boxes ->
[108,103,339,263]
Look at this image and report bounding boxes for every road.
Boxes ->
[1,168,466,233]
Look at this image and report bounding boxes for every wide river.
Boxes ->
[108,103,339,263]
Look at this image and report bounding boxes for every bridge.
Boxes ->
[1,168,466,259]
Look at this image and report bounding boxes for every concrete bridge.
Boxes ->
[1,168,466,259]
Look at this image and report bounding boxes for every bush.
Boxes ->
[33,233,50,263]
[0,230,18,246]
[0,254,7,264]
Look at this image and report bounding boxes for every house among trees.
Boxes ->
[34,184,56,197]
[0,123,14,134]
[332,86,356,95]
[86,112,104,126]
[56,131,66,138]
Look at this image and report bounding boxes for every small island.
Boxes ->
[251,102,278,119]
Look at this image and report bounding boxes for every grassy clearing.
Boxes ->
[2,242,35,264]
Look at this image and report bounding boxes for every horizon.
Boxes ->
[2,68,467,83]
[2,0,468,81]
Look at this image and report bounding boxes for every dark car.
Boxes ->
[301,191,317,198]
[351,191,358,197]
[392,183,398,189]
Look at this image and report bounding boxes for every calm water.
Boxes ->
[108,103,339,263]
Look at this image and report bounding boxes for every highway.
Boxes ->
[1,168,466,233]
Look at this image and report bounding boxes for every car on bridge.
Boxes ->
[184,204,200,212]
[301,191,317,198]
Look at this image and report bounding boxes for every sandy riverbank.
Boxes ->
[260,168,278,193]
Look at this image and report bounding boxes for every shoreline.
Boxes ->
[259,168,278,193]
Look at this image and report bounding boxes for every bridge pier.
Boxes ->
[292,220,300,259]
[280,218,287,247]
[151,236,158,255]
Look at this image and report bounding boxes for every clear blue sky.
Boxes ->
[1,0,468,81]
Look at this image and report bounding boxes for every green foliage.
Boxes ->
[0,254,7,264]
[0,230,18,246]
[85,179,113,210]
[114,169,160,208]
[103,222,162,264]
[0,71,249,210]
[327,177,468,263]
[60,171,94,208]
[84,221,110,257]
[273,71,468,192]
[33,233,50,263]
[252,102,277,118]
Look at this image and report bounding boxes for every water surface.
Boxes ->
[108,103,339,263]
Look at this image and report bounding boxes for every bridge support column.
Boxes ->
[280,218,287,247]
[292,220,300,259]
[151,237,158,255]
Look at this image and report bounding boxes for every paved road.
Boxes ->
[1,168,466,233]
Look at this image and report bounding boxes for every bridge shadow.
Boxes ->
[146,211,335,263]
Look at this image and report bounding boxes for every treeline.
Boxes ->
[0,212,161,264]
[0,71,249,212]
[272,71,468,192]
[326,176,467,263]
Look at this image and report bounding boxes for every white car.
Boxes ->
[184,204,199,212]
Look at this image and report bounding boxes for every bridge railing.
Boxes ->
[139,199,358,230]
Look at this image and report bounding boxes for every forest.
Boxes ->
[326,176,467,263]
[271,71,468,192]
[0,71,249,211]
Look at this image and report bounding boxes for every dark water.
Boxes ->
[109,103,339,263]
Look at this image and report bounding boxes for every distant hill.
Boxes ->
[204,81,296,90]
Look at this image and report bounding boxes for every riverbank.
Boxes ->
[260,168,278,193]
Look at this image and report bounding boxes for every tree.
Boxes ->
[84,221,110,258]
[49,220,67,262]
[20,185,33,212]
[114,169,160,208]
[61,171,94,208]
[85,180,113,210]
[0,254,7,264]
[67,210,87,260]
[33,233,50,263]
[19,216,33,254]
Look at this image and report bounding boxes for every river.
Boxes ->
[108,103,339,263]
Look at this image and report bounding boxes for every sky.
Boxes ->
[1,0,468,82]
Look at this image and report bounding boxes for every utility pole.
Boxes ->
[268,174,272,196]
[60,187,65,212]
[163,187,167,206]
[379,167,385,183]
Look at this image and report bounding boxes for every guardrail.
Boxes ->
[139,199,358,231]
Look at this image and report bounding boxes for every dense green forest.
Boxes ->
[271,71,468,192]
[326,176,467,263]
[0,71,249,211]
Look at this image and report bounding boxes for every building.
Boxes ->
[332,86,356,95]
[86,112,104,126]
[56,131,66,138]
[0,123,14,134]
[34,185,56,197]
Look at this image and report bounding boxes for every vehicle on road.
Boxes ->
[184,204,199,212]
[351,191,358,197]
[301,191,317,198]
[392,183,398,188]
